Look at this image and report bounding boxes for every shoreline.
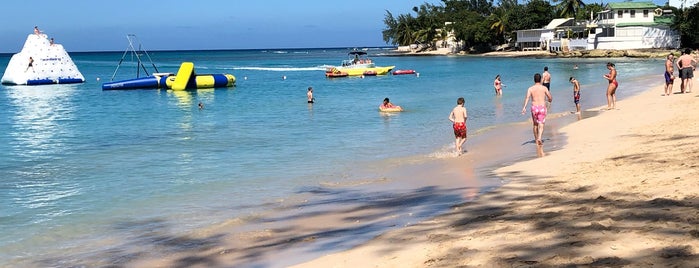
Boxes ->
[121,80,604,267]
[384,48,681,58]
[294,82,699,266]
[127,108,576,267]
[123,79,658,267]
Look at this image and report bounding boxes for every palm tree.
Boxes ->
[489,8,506,36]
[556,0,586,18]
[395,14,416,46]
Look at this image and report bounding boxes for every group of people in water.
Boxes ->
[308,49,697,158]
[493,62,619,112]
[465,62,621,156]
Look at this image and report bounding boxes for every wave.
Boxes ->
[227,66,328,72]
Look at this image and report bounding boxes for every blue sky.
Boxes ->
[0,0,671,53]
[0,0,442,53]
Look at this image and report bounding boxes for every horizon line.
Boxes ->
[0,46,399,55]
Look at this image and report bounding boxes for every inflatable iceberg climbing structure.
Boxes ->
[1,34,85,85]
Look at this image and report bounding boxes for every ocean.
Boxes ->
[0,48,664,266]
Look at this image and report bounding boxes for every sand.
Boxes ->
[293,83,699,267]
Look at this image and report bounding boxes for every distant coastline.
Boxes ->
[386,48,682,58]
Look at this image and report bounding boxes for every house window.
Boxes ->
[644,10,649,17]
[617,10,623,18]
[630,10,636,18]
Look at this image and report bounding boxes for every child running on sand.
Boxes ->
[449,97,468,155]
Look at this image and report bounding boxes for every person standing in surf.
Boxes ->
[307,87,315,103]
[569,76,581,114]
[449,97,468,155]
[603,62,618,110]
[493,74,503,96]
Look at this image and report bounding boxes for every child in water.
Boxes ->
[449,97,468,155]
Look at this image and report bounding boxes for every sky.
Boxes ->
[0,0,678,53]
[0,0,442,53]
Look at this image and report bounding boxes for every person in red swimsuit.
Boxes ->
[603,62,618,110]
[493,74,503,96]
[449,97,468,155]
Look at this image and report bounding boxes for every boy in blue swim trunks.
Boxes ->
[521,73,553,148]
[570,76,581,114]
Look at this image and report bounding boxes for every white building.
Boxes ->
[588,1,680,50]
[515,18,577,51]
[515,1,680,51]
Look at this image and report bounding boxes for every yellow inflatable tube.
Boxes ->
[166,62,236,90]
[164,73,236,90]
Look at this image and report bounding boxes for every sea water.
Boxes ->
[0,48,664,266]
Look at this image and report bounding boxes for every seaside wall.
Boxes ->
[1,34,84,85]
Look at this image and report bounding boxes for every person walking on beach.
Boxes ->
[542,66,551,91]
[493,74,503,96]
[307,87,314,103]
[521,73,553,148]
[603,62,618,110]
[664,54,675,96]
[569,76,581,114]
[449,97,468,155]
[677,48,697,93]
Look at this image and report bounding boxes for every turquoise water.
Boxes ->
[0,48,663,266]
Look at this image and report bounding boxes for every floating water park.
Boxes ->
[1,31,85,85]
[101,35,236,90]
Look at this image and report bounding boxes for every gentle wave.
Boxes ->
[228,66,328,72]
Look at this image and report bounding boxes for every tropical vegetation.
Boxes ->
[382,0,698,52]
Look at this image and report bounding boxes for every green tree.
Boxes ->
[555,0,586,18]
[576,3,604,21]
[673,3,699,47]
[382,12,418,46]
[382,4,444,47]
[522,0,555,29]
[488,7,507,43]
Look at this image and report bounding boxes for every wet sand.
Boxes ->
[293,83,699,267]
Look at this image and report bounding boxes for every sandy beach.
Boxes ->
[293,83,699,266]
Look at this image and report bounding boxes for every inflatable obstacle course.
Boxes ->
[102,62,236,90]
[1,34,85,85]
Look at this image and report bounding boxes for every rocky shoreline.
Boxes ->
[390,48,681,58]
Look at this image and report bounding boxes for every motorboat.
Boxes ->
[325,51,394,77]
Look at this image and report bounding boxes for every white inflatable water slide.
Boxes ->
[1,33,84,85]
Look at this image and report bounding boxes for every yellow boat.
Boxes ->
[325,51,394,77]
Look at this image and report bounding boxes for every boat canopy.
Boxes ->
[348,51,367,56]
